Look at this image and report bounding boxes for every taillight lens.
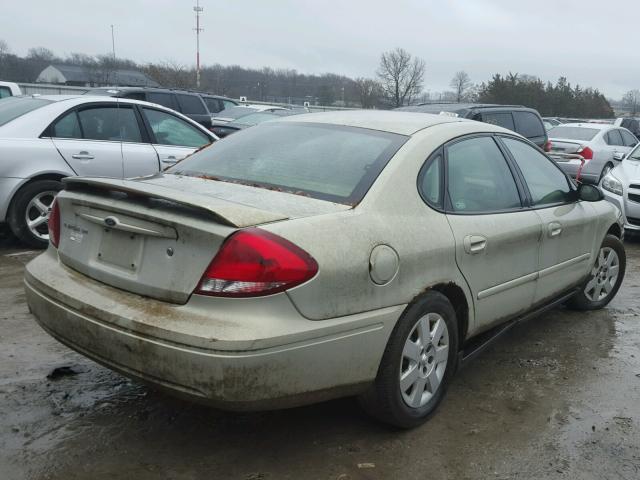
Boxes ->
[195,228,318,297]
[577,146,594,160]
[544,140,552,152]
[48,199,60,248]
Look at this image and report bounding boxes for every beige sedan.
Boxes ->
[24,111,625,428]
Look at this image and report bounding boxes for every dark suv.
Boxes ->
[398,103,549,150]
[88,87,237,129]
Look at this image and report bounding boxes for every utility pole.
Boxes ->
[110,24,116,60]
[193,1,203,89]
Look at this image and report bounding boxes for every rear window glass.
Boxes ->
[481,112,515,131]
[215,106,259,119]
[232,112,278,126]
[0,97,53,126]
[176,94,206,115]
[548,126,598,141]
[514,111,545,138]
[168,122,407,205]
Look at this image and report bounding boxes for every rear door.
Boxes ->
[500,136,596,304]
[444,135,542,329]
[50,103,159,178]
[140,107,213,168]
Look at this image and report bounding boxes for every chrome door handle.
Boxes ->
[463,235,487,254]
[72,151,94,160]
[548,222,562,237]
[161,156,178,164]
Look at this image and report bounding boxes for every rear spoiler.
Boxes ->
[62,177,289,228]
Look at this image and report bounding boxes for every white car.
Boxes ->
[0,81,22,98]
[548,123,638,183]
[601,144,640,232]
[0,95,216,247]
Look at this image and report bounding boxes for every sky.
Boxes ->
[1,0,637,99]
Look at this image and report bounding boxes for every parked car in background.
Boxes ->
[210,110,299,138]
[209,105,289,132]
[614,117,640,139]
[0,81,22,98]
[0,95,215,247]
[397,103,549,150]
[601,144,640,232]
[25,111,624,428]
[543,117,563,127]
[88,87,217,129]
[199,93,238,115]
[548,123,638,183]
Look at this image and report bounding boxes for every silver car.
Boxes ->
[548,123,638,183]
[601,144,640,232]
[0,95,215,247]
[25,111,625,428]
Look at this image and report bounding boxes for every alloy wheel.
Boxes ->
[399,313,449,408]
[25,191,57,241]
[584,247,620,302]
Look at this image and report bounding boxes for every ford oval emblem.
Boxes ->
[104,216,117,227]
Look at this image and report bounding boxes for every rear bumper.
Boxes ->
[555,160,599,183]
[24,249,402,410]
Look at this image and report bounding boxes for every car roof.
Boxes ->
[275,110,471,135]
[555,123,613,130]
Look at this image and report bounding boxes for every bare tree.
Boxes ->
[354,78,381,108]
[450,71,472,102]
[376,48,425,107]
[623,89,640,115]
[0,39,10,57]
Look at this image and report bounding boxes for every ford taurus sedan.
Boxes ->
[24,111,626,428]
[0,95,215,247]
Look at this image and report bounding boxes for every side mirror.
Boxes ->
[578,183,604,202]
[613,152,626,161]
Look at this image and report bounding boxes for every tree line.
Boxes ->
[0,39,621,117]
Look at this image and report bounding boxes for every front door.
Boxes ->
[499,136,596,304]
[444,135,542,329]
[49,103,159,178]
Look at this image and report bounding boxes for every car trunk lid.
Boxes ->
[55,175,349,304]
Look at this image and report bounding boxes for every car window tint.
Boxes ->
[606,129,624,146]
[513,111,545,138]
[146,92,176,110]
[176,94,207,115]
[222,100,237,109]
[52,111,81,138]
[203,97,223,113]
[446,136,521,212]
[481,112,515,131]
[77,106,142,143]
[502,137,571,206]
[143,108,210,148]
[418,154,442,208]
[121,92,145,101]
[0,86,11,98]
[621,130,638,147]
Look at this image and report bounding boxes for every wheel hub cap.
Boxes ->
[25,191,57,241]
[584,246,619,302]
[399,312,449,408]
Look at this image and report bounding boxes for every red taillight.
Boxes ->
[577,146,594,160]
[48,199,60,248]
[544,140,552,152]
[195,228,318,297]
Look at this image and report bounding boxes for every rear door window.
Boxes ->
[203,97,223,113]
[77,106,143,143]
[146,92,177,110]
[445,136,522,212]
[621,130,638,147]
[513,111,545,138]
[176,94,207,115]
[606,129,624,146]
[481,112,515,131]
[142,108,211,148]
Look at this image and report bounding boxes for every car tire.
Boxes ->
[8,179,62,249]
[359,291,459,428]
[566,234,625,311]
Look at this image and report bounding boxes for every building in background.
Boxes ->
[36,64,158,87]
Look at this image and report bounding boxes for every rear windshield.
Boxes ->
[548,126,598,141]
[215,106,259,119]
[0,97,53,126]
[168,122,407,205]
[232,112,278,126]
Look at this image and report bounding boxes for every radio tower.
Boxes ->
[194,0,204,88]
